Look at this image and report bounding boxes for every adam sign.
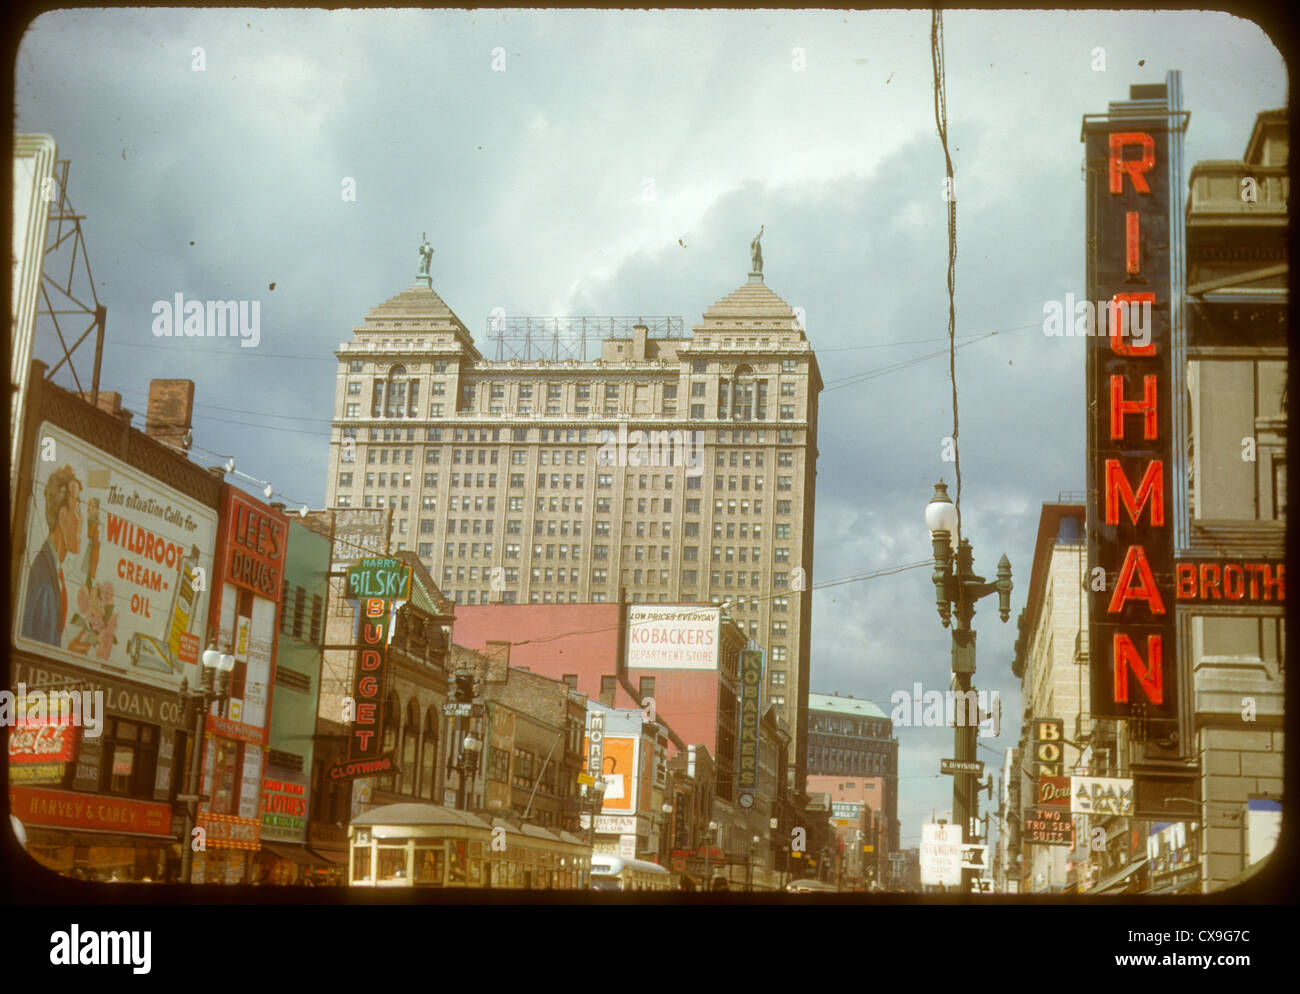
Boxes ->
[1084,90,1178,725]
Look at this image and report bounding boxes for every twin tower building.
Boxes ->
[324,260,823,778]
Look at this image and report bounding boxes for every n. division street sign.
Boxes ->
[941,758,985,776]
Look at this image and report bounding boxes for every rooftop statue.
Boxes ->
[750,225,764,275]
[418,233,434,278]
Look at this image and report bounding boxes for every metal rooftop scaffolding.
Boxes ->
[485,315,684,361]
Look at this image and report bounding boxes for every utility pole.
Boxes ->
[927,480,1013,896]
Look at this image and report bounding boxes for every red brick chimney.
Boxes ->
[146,379,195,452]
[76,390,133,424]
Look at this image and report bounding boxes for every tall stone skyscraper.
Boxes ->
[325,265,822,783]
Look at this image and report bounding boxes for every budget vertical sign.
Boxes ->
[326,557,410,781]
[1083,86,1177,725]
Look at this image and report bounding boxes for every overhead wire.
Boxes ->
[931,8,962,545]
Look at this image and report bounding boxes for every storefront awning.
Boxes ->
[1093,857,1148,894]
[307,847,347,865]
[261,843,330,867]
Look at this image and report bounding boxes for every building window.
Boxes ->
[638,676,655,702]
[599,675,616,706]
[1187,357,1286,522]
[489,747,511,783]
[99,717,159,799]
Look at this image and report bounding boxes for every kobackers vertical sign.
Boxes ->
[1084,112,1177,723]
[736,648,764,808]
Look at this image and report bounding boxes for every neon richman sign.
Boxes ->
[1085,113,1177,723]
[325,557,411,782]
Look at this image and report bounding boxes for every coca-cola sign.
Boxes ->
[8,722,77,763]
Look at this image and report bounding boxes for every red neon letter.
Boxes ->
[1110,375,1159,440]
[1113,633,1163,705]
[1109,133,1155,194]
[1223,565,1245,600]
[1176,564,1197,599]
[1105,459,1164,526]
[359,649,382,671]
[1108,545,1166,615]
[1109,292,1157,357]
[1199,563,1221,600]
[1125,211,1140,274]
[363,623,383,644]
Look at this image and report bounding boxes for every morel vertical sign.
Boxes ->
[736,648,764,809]
[1084,89,1177,724]
[326,557,411,782]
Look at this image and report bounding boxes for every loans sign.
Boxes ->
[1084,104,1177,722]
[325,558,410,782]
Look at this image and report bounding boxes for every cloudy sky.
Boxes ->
[16,8,1286,847]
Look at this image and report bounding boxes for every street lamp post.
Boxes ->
[748,834,760,892]
[456,732,482,810]
[704,819,718,888]
[769,816,782,890]
[925,479,1013,894]
[587,778,607,847]
[177,639,235,884]
[658,801,673,864]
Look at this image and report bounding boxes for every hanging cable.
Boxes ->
[931,8,962,546]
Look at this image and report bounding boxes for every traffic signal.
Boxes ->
[454,673,474,703]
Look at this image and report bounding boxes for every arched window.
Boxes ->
[718,363,767,420]
[379,692,400,792]
[401,700,420,795]
[385,365,408,418]
[421,707,438,800]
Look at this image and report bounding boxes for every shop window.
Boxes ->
[379,693,400,792]
[99,717,159,800]
[421,708,438,800]
[401,700,419,795]
[415,845,445,885]
[353,844,372,883]
[377,846,408,881]
[208,736,240,814]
